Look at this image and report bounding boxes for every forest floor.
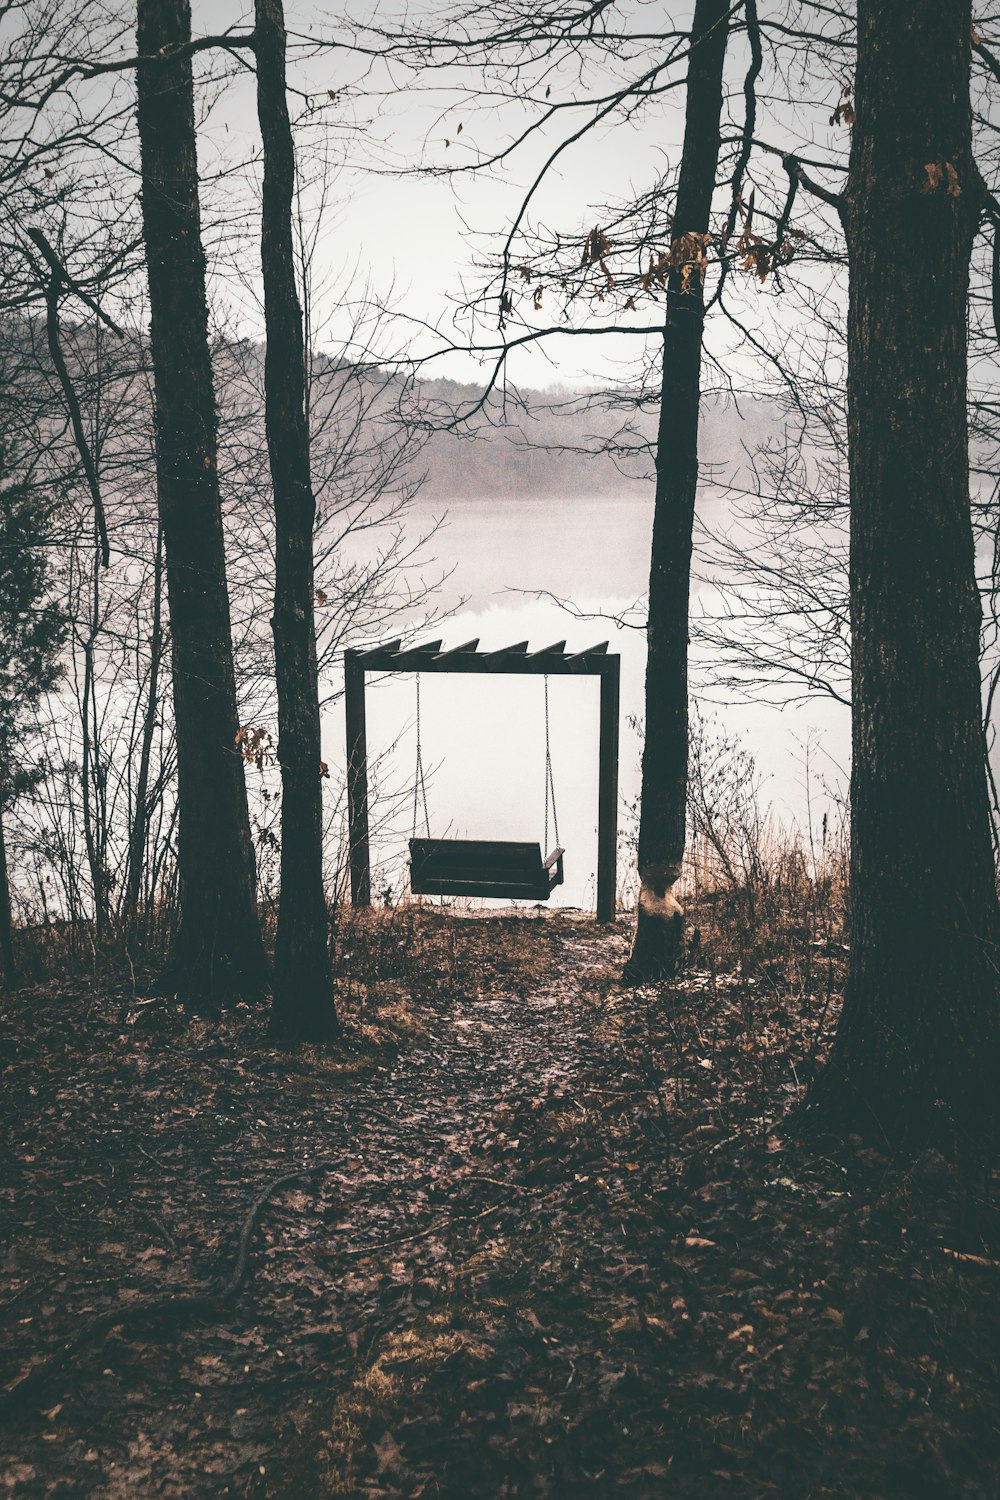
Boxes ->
[2,908,1000,1499]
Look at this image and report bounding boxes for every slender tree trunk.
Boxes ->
[0,807,15,983]
[254,0,337,1041]
[124,522,164,935]
[814,0,1000,1145]
[135,0,267,1004]
[80,549,109,941]
[625,0,729,981]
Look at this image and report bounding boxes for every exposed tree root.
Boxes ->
[0,1159,342,1416]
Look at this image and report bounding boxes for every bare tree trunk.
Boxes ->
[124,522,164,935]
[79,546,109,941]
[254,0,337,1042]
[625,0,729,981]
[0,807,15,983]
[813,0,1000,1145]
[135,0,267,1005]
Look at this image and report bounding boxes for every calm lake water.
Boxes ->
[326,494,849,909]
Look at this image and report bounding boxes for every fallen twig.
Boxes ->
[341,1201,505,1258]
[938,1247,1000,1272]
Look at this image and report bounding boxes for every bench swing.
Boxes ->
[407,674,565,902]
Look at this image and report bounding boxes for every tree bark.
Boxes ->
[254,0,338,1041]
[135,0,267,1004]
[80,556,109,942]
[624,0,729,981]
[124,521,164,936]
[814,0,1000,1145]
[0,807,16,983]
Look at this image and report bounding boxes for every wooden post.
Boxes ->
[344,650,371,906]
[596,657,620,923]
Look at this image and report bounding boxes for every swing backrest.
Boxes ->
[409,838,564,901]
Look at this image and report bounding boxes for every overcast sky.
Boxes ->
[191,0,749,389]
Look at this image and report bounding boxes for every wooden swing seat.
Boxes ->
[409,838,565,901]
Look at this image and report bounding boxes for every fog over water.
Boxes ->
[326,490,850,909]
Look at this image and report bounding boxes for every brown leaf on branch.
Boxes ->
[640,252,670,294]
[830,85,855,127]
[235,726,274,770]
[740,246,771,281]
[581,226,616,289]
[581,225,614,266]
[671,230,713,289]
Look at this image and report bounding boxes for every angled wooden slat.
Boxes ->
[358,638,401,658]
[573,641,609,657]
[433,639,480,660]
[528,641,567,659]
[363,639,444,670]
[487,640,529,656]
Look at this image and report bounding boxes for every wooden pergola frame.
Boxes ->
[344,638,621,922]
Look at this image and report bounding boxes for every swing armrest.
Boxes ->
[543,846,565,891]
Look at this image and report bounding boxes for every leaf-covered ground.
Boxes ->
[2,909,999,1497]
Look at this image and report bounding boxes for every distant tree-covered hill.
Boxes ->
[412,378,780,502]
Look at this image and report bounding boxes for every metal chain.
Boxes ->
[412,674,431,838]
[543,674,560,851]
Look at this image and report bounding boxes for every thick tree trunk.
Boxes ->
[814,0,1000,1144]
[135,0,267,1004]
[0,807,16,983]
[254,0,338,1042]
[624,0,729,982]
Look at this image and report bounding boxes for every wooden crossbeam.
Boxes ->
[350,641,612,670]
[349,647,616,676]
